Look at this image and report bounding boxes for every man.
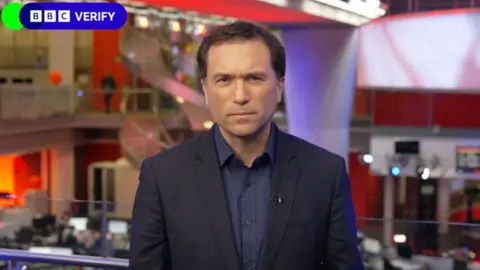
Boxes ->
[129,21,363,270]
[100,71,116,113]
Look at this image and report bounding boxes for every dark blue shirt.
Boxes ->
[214,125,275,270]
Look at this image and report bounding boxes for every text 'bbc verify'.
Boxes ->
[30,11,115,23]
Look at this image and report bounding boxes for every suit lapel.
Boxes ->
[194,130,240,270]
[259,128,300,270]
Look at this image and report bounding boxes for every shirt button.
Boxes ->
[246,261,253,266]
[245,220,252,226]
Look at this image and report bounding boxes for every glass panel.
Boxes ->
[15,29,35,47]
[93,168,103,211]
[0,24,14,46]
[106,168,116,213]
[34,30,50,47]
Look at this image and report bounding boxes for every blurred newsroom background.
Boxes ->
[0,0,480,269]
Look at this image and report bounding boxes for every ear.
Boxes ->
[201,80,209,106]
[276,77,284,104]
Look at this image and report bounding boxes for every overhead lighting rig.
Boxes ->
[258,0,388,26]
[118,2,234,30]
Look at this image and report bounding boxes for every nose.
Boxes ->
[233,80,249,105]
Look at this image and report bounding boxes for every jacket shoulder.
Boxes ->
[142,133,205,168]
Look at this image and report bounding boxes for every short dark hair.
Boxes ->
[197,20,286,80]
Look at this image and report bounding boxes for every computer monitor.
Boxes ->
[362,238,382,254]
[68,217,87,231]
[32,218,46,230]
[108,220,128,234]
[43,215,56,227]
[396,244,413,259]
[29,247,73,256]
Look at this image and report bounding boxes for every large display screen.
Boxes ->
[456,146,480,174]
[357,11,480,91]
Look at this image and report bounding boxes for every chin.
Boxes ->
[223,123,263,138]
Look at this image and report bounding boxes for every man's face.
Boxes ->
[202,39,283,137]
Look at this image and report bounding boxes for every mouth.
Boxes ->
[229,112,256,117]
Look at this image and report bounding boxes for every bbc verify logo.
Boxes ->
[30,10,71,23]
[20,2,127,30]
[30,10,115,23]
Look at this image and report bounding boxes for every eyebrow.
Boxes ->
[211,72,269,79]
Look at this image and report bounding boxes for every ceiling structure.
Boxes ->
[137,0,478,22]
[385,0,479,14]
[135,0,327,23]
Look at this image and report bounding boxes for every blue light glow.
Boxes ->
[391,166,401,176]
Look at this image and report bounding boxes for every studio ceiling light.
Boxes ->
[258,0,387,26]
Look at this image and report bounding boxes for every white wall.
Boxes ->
[370,135,480,178]
[0,24,92,69]
[113,158,139,219]
[0,24,92,48]
[49,31,75,85]
[50,146,75,217]
[0,28,49,47]
[88,159,139,219]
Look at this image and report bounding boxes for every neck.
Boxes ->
[219,122,272,167]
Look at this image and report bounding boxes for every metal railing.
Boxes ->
[2,194,480,266]
[0,86,180,120]
[0,248,128,269]
[0,45,92,70]
[0,85,181,169]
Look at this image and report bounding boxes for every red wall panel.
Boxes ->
[353,89,371,118]
[373,92,480,128]
[432,93,480,128]
[92,30,129,111]
[348,153,379,225]
[450,205,480,222]
[373,92,431,126]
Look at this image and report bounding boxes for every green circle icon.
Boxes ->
[1,2,24,30]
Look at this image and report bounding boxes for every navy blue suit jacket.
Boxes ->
[129,124,363,270]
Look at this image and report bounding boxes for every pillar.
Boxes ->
[50,146,74,217]
[279,26,358,163]
[40,149,49,191]
[383,175,394,246]
[437,178,451,234]
[398,177,406,205]
[397,176,407,217]
[48,31,75,115]
[49,31,75,86]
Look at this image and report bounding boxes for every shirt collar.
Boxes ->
[214,123,276,167]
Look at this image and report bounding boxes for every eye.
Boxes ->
[247,75,263,81]
[216,76,230,83]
